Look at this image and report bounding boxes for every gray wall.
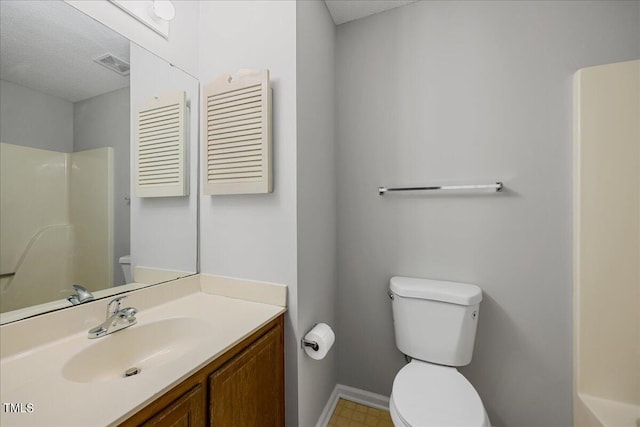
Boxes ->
[197,2,300,425]
[335,2,640,426]
[0,79,73,152]
[74,87,130,286]
[296,1,337,426]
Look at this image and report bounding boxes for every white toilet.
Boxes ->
[118,255,132,284]
[388,276,490,427]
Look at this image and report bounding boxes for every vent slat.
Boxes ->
[209,100,262,116]
[208,140,261,152]
[139,146,179,157]
[141,161,180,171]
[209,123,262,137]
[139,172,179,179]
[208,117,262,132]
[139,114,179,125]
[209,154,262,165]
[139,131,180,142]
[208,130,262,143]
[207,149,262,161]
[206,131,261,144]
[139,134,179,144]
[208,165,261,173]
[138,163,180,172]
[139,104,179,118]
[139,110,179,125]
[208,143,261,156]
[208,95,261,111]
[208,112,262,128]
[208,177,261,184]
[208,91,261,108]
[138,142,180,154]
[139,121,181,135]
[208,106,262,122]
[209,160,261,170]
[207,138,261,151]
[139,141,179,150]
[139,117,179,130]
[209,83,261,101]
[139,152,179,162]
[139,178,180,185]
[140,136,179,145]
[139,171,179,178]
[139,131,180,141]
[208,171,262,180]
[138,139,179,151]
[139,160,176,168]
[139,169,180,179]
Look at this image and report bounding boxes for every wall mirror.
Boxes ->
[0,0,199,324]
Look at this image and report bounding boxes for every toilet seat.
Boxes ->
[390,360,487,427]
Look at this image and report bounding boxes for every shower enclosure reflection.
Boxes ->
[0,144,117,312]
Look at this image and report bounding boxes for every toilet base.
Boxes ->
[389,395,405,426]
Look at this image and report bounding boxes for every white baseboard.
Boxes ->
[315,384,390,427]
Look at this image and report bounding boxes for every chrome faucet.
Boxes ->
[67,284,94,305]
[88,296,137,339]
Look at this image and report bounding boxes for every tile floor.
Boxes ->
[327,398,394,427]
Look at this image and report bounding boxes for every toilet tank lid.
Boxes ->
[390,277,482,305]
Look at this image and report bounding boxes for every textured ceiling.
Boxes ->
[0,1,130,103]
[324,0,416,25]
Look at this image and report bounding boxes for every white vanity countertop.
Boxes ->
[0,289,286,426]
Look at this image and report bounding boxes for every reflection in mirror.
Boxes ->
[129,43,199,287]
[0,1,198,324]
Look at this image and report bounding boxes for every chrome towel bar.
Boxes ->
[378,182,503,195]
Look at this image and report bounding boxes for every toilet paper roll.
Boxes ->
[303,323,335,360]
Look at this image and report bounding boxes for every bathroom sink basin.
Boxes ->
[62,317,211,383]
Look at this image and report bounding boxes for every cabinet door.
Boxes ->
[141,385,204,427]
[209,325,284,426]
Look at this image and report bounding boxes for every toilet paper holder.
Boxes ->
[301,337,319,352]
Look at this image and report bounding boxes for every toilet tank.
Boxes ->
[390,277,482,366]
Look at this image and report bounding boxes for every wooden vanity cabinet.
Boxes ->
[120,315,284,427]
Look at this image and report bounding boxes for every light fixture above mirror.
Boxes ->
[109,0,175,39]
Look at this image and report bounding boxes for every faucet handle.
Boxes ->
[107,296,127,317]
[119,307,137,319]
[67,284,94,305]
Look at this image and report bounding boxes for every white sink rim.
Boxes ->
[61,316,211,383]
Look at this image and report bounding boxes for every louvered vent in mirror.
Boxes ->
[135,91,188,198]
[203,69,272,195]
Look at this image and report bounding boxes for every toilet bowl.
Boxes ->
[118,255,132,284]
[389,361,489,427]
[389,277,489,427]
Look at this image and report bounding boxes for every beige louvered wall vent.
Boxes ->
[135,91,188,198]
[203,69,272,195]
